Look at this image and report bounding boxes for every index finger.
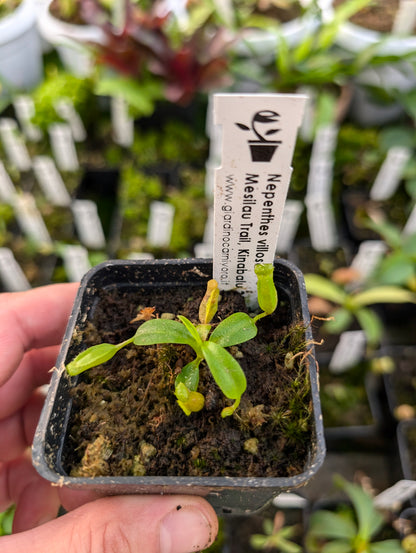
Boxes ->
[0,283,79,387]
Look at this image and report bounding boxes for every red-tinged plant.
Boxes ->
[81,0,235,106]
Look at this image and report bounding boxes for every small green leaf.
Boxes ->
[369,540,406,553]
[355,308,383,347]
[133,319,199,350]
[320,540,354,553]
[177,315,203,346]
[175,358,201,391]
[210,312,257,347]
[304,274,347,305]
[354,286,416,307]
[307,510,356,541]
[201,341,246,400]
[323,308,353,335]
[66,338,132,376]
[335,476,384,541]
[374,255,414,286]
[175,381,190,402]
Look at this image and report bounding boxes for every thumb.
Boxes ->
[2,494,218,553]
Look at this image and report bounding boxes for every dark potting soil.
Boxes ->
[63,284,314,479]
[334,0,405,33]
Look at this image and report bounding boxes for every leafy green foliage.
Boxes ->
[81,0,234,107]
[31,69,95,133]
[250,511,302,553]
[364,218,416,292]
[66,264,278,417]
[306,476,404,553]
[305,273,416,346]
[0,505,15,536]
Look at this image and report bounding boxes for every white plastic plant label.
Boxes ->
[276,199,303,254]
[147,201,175,248]
[350,240,388,282]
[370,146,411,201]
[305,195,338,252]
[374,480,416,510]
[33,156,72,207]
[54,98,87,142]
[329,330,367,373]
[392,0,416,34]
[13,95,42,142]
[403,203,416,236]
[62,244,91,282]
[194,242,213,259]
[0,118,32,171]
[212,93,306,304]
[71,199,106,250]
[49,123,79,172]
[203,207,214,246]
[111,96,134,147]
[12,193,53,247]
[0,161,16,203]
[126,252,155,260]
[0,247,31,292]
[307,123,338,199]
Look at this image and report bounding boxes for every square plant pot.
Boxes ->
[32,258,325,515]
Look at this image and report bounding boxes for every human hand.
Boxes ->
[0,283,218,552]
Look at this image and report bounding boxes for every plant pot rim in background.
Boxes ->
[37,0,104,76]
[32,257,326,515]
[335,20,416,56]
[0,0,36,44]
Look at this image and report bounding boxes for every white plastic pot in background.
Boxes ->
[234,13,319,64]
[37,0,105,77]
[0,0,43,98]
[327,6,416,126]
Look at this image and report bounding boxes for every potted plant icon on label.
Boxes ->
[236,110,281,162]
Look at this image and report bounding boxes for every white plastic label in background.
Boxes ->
[374,480,416,510]
[194,242,212,259]
[392,0,416,34]
[49,123,79,172]
[350,240,388,281]
[212,93,306,304]
[147,201,175,248]
[13,96,42,142]
[297,86,316,143]
[0,247,31,292]
[71,199,106,250]
[111,96,134,147]
[0,118,32,171]
[307,123,338,199]
[276,199,303,254]
[403,203,416,236]
[62,245,91,282]
[370,146,411,201]
[33,156,72,207]
[12,193,53,246]
[126,251,155,260]
[305,196,338,252]
[329,330,367,373]
[54,98,87,142]
[0,161,16,203]
[203,207,214,246]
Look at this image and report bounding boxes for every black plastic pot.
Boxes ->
[397,419,416,482]
[32,258,325,515]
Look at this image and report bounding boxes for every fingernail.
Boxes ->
[160,506,213,553]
